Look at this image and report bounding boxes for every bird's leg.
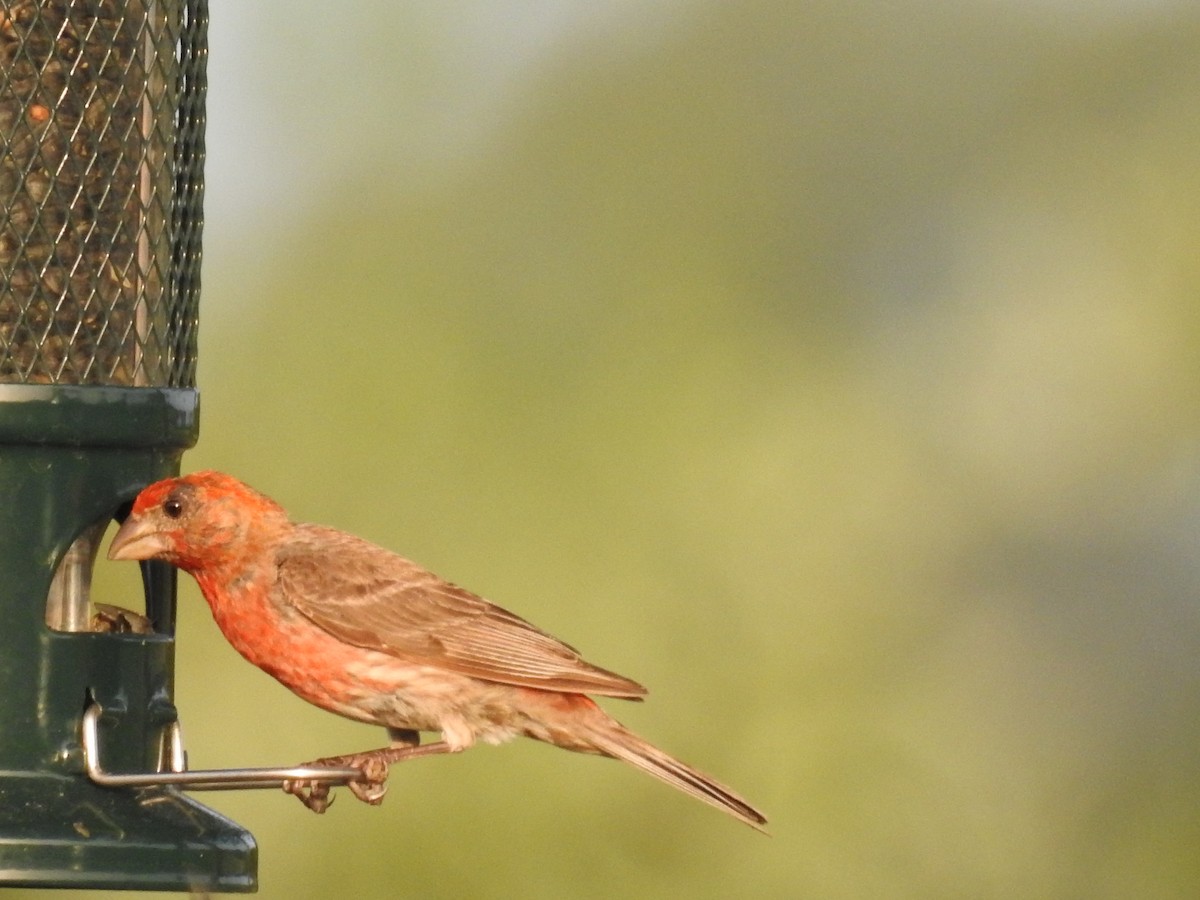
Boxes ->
[282,729,456,813]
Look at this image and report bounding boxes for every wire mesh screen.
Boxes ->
[0,0,206,387]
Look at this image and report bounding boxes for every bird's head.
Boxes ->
[108,470,289,575]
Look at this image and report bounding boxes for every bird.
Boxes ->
[108,470,767,830]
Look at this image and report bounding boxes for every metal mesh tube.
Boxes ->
[0,0,205,386]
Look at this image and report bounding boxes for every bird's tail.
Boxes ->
[584,716,768,832]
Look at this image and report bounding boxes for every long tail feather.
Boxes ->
[588,723,768,832]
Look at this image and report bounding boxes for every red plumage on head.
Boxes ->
[129,477,178,514]
[132,471,283,516]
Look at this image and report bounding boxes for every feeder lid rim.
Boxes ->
[0,385,198,449]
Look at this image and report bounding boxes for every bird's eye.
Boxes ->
[163,497,184,519]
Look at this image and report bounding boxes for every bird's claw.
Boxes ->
[282,754,391,813]
[346,756,390,805]
[282,776,335,813]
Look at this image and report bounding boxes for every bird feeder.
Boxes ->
[0,0,255,890]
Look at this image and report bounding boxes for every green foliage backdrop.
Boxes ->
[15,2,1200,897]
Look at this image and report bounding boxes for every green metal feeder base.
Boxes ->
[0,386,259,890]
[0,775,256,891]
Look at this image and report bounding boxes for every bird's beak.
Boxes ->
[107,515,172,562]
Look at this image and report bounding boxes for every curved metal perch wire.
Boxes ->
[81,702,362,791]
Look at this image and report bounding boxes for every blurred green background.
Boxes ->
[19,0,1200,897]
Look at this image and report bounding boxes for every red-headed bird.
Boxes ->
[108,471,766,830]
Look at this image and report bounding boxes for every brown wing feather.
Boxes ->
[274,524,647,699]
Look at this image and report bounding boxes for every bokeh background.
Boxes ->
[19,0,1200,897]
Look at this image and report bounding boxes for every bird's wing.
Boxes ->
[274,524,647,699]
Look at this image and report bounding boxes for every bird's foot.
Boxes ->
[282,776,333,813]
[346,755,391,804]
[283,740,454,813]
[281,752,388,812]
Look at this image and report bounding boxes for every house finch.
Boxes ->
[108,471,766,830]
